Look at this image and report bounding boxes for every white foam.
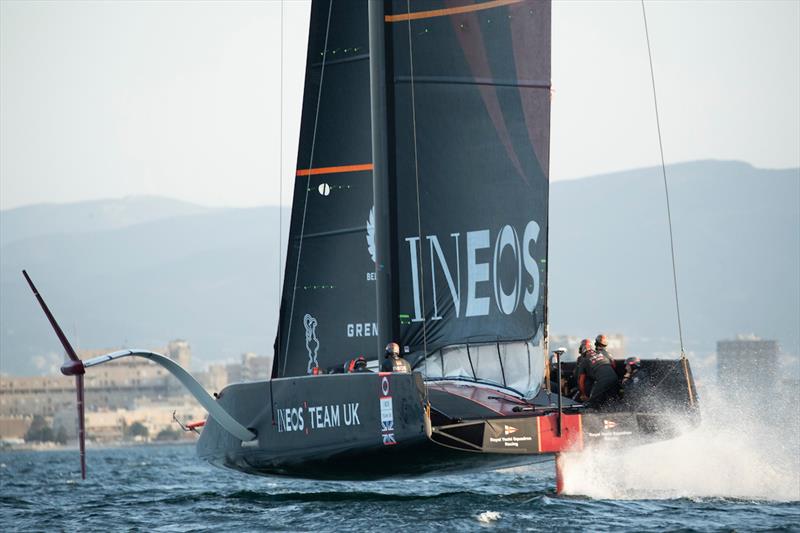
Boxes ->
[560,386,800,501]
[476,511,501,523]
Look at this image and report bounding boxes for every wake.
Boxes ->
[560,386,800,501]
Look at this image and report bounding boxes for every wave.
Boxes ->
[560,385,800,501]
[156,489,508,505]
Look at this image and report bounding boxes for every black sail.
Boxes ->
[275,0,551,394]
[273,1,378,378]
[387,0,551,394]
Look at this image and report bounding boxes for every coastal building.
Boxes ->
[52,397,206,441]
[717,335,779,391]
[240,352,272,382]
[0,340,197,440]
[197,364,229,394]
[0,341,276,441]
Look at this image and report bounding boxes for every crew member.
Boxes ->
[566,339,594,398]
[381,342,411,373]
[620,356,649,409]
[347,355,369,373]
[576,339,619,408]
[595,334,617,368]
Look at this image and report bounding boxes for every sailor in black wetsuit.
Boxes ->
[567,339,593,399]
[620,356,649,410]
[595,334,614,361]
[381,342,411,373]
[577,340,619,408]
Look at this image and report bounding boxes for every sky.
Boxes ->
[1,0,798,210]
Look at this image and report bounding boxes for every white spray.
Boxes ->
[560,385,800,501]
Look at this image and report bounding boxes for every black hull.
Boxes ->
[196,364,698,480]
[203,436,554,481]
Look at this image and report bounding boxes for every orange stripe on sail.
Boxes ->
[295,163,373,177]
[385,0,524,22]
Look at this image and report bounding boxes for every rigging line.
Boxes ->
[406,0,429,369]
[271,0,284,412]
[282,0,334,377]
[641,0,686,360]
[279,0,283,310]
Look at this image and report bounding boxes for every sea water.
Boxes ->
[2,389,798,532]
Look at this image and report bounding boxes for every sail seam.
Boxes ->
[282,0,335,377]
[310,53,370,68]
[394,76,550,89]
[295,226,369,240]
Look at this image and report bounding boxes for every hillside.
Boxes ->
[549,160,799,360]
[0,196,214,247]
[1,161,797,376]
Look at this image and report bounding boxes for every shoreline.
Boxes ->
[0,439,197,453]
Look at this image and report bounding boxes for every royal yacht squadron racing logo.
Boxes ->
[504,425,518,436]
[304,314,319,374]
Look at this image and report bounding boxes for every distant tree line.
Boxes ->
[24,416,186,444]
[123,421,149,439]
[24,415,67,444]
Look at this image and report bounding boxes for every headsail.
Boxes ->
[387,0,551,395]
[273,1,377,378]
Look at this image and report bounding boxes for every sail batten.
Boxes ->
[295,164,373,177]
[394,75,550,88]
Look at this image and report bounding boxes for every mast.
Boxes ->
[368,0,397,354]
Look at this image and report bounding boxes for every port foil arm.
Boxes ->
[84,350,256,442]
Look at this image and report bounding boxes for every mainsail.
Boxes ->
[275,0,551,396]
[388,0,551,395]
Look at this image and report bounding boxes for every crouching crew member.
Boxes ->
[347,355,369,373]
[577,339,619,408]
[381,342,412,373]
[621,356,649,409]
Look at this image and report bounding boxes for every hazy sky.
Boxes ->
[1,0,798,210]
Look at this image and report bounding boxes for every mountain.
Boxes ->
[549,160,799,360]
[1,204,290,376]
[1,161,797,377]
[0,196,214,247]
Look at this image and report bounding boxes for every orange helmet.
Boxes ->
[578,339,593,355]
[595,334,609,348]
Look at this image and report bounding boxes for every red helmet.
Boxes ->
[578,339,593,355]
[595,334,609,348]
[625,356,641,370]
